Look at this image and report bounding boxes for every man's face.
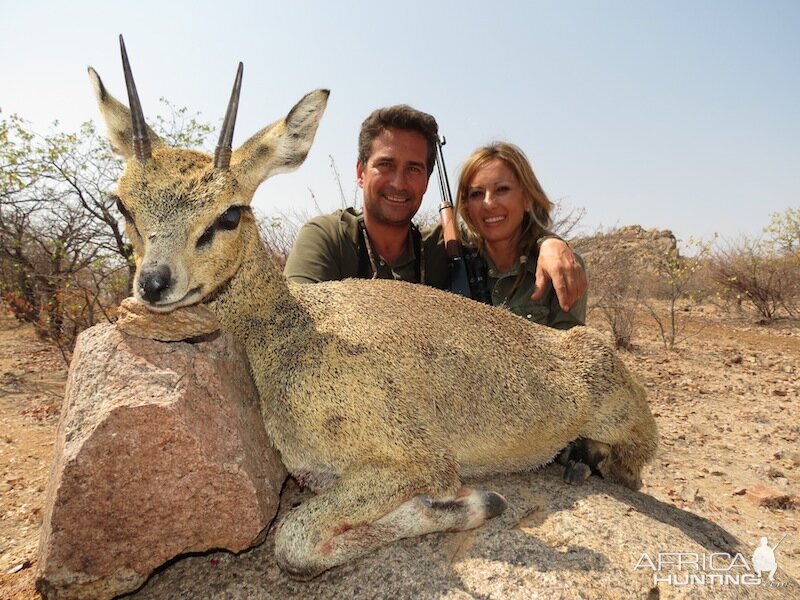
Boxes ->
[357,127,429,227]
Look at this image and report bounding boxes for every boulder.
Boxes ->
[128,469,797,599]
[36,321,286,600]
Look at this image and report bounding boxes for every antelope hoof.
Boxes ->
[555,442,575,466]
[564,460,592,486]
[479,490,508,519]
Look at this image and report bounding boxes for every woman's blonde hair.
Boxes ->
[456,142,553,255]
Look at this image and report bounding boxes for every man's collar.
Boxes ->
[357,209,418,266]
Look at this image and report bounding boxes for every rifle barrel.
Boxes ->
[436,137,453,208]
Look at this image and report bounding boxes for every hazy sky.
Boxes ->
[2,1,798,244]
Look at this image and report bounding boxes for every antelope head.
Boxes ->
[90,35,329,312]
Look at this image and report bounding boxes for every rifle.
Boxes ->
[435,137,492,304]
[771,534,787,551]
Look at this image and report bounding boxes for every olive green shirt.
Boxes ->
[283,208,451,289]
[482,251,587,330]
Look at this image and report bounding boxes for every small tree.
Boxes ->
[573,226,664,350]
[711,236,798,321]
[764,207,800,256]
[582,241,643,350]
[764,208,800,316]
[644,238,713,351]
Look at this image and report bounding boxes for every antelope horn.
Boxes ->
[214,62,243,170]
[119,35,151,162]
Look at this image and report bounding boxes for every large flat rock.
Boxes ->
[129,467,797,599]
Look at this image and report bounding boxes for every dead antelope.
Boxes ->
[91,36,658,579]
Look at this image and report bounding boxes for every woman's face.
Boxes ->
[466,159,527,245]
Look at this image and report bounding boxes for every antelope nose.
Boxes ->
[139,265,172,303]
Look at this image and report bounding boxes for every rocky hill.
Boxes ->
[571,225,678,271]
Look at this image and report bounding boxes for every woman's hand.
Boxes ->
[532,239,587,311]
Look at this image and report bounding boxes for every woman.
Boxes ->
[456,142,586,329]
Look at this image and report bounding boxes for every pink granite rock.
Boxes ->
[115,297,221,341]
[36,323,286,600]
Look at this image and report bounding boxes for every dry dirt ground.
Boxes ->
[1,305,798,599]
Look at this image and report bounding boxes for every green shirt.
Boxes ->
[283,208,451,289]
[482,250,587,330]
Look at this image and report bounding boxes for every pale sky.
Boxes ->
[2,1,798,244]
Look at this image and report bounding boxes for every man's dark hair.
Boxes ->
[358,105,439,177]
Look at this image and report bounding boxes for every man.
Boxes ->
[284,105,586,311]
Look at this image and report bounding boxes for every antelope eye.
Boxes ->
[197,206,244,249]
[218,206,241,230]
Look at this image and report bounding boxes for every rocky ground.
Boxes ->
[0,315,65,600]
[0,304,798,599]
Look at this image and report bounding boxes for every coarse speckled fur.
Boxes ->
[89,63,658,580]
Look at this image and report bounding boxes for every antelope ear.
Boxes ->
[88,67,164,160]
[231,89,329,199]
